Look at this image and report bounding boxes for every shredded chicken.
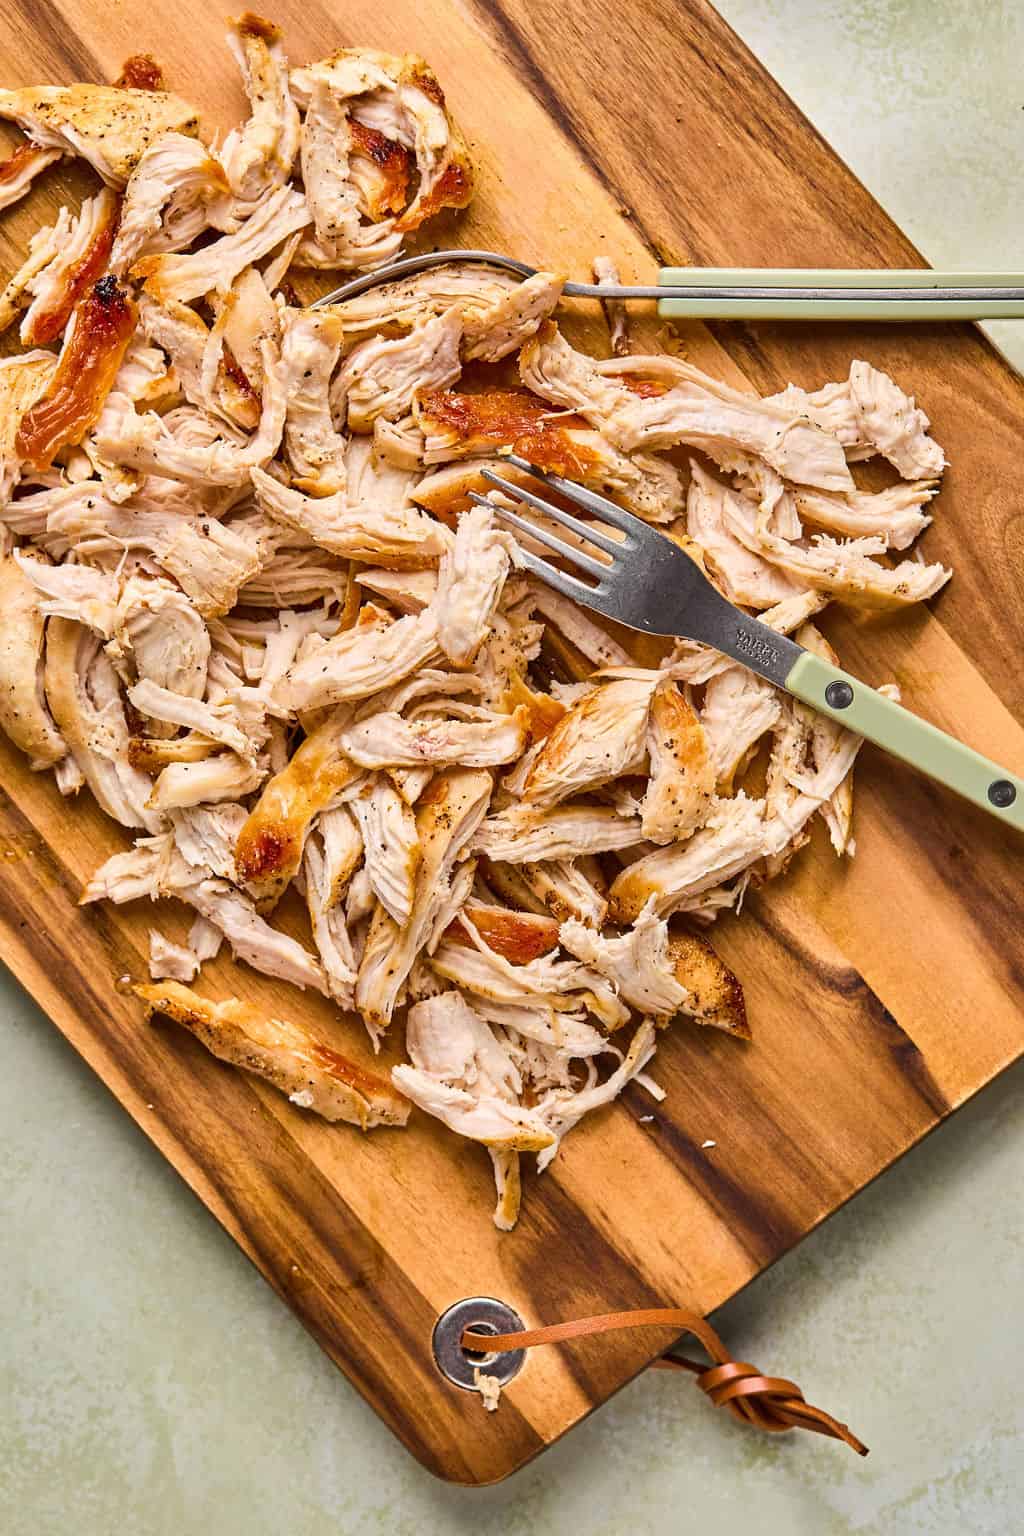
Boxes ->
[0,142,61,213]
[0,18,956,1231]
[0,82,200,185]
[133,185,311,303]
[336,308,464,430]
[135,979,408,1126]
[0,555,67,768]
[20,187,120,347]
[278,307,347,493]
[220,13,300,206]
[110,134,229,275]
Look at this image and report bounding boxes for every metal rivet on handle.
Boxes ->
[432,1297,526,1390]
[988,779,1017,809]
[825,680,854,710]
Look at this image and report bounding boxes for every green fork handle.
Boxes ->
[657,268,1024,321]
[786,652,1024,830]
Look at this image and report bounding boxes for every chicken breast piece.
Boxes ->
[147,752,264,811]
[0,216,68,337]
[346,116,412,221]
[609,792,767,922]
[127,679,258,760]
[275,609,439,713]
[303,814,359,1005]
[109,133,229,275]
[213,266,278,396]
[847,359,946,480]
[354,768,492,1035]
[793,480,937,552]
[219,12,300,205]
[592,255,628,355]
[291,47,473,237]
[667,929,749,1038]
[520,325,854,491]
[80,832,175,904]
[96,340,288,486]
[295,78,403,273]
[721,486,951,611]
[687,460,803,609]
[134,979,408,1128]
[341,705,527,770]
[349,774,420,926]
[701,664,782,791]
[393,991,554,1153]
[115,576,211,703]
[534,1018,657,1171]
[430,934,628,1032]
[250,465,447,568]
[16,555,118,635]
[328,261,522,337]
[445,903,560,963]
[792,621,862,857]
[0,82,201,185]
[472,803,642,862]
[44,617,162,830]
[279,307,347,494]
[757,620,892,874]
[170,871,327,993]
[148,929,200,983]
[461,271,565,363]
[20,187,120,347]
[235,706,359,907]
[521,674,656,806]
[0,142,61,213]
[764,377,870,457]
[559,905,689,1018]
[16,278,137,471]
[170,803,247,881]
[0,350,57,503]
[336,308,464,431]
[137,292,216,411]
[433,502,514,664]
[502,856,609,928]
[133,184,310,303]
[47,493,269,617]
[413,388,685,525]
[641,679,715,844]
[0,554,67,768]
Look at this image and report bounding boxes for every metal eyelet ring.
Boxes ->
[825,680,854,710]
[432,1297,526,1390]
[988,779,1017,809]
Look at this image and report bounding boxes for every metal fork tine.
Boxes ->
[468,493,612,582]
[506,544,614,607]
[479,469,626,556]
[501,453,645,536]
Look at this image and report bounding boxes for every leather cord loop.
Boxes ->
[462,1307,867,1456]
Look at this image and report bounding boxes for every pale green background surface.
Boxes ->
[2,3,1023,1532]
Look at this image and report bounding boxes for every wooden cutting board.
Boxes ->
[1,0,1022,1486]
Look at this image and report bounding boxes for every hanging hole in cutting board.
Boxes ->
[432,1297,526,1389]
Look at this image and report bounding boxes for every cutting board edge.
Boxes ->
[9,903,1021,1485]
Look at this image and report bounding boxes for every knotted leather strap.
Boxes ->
[463,1308,867,1456]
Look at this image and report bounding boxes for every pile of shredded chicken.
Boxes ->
[0,14,951,1229]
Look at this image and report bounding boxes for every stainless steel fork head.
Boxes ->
[471,455,802,689]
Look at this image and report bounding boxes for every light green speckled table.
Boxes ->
[3,4,1023,1532]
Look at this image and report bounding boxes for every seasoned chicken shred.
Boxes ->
[0,13,953,1229]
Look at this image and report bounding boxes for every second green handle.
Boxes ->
[785,651,1024,831]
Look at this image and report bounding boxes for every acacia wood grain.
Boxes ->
[0,0,1021,1484]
